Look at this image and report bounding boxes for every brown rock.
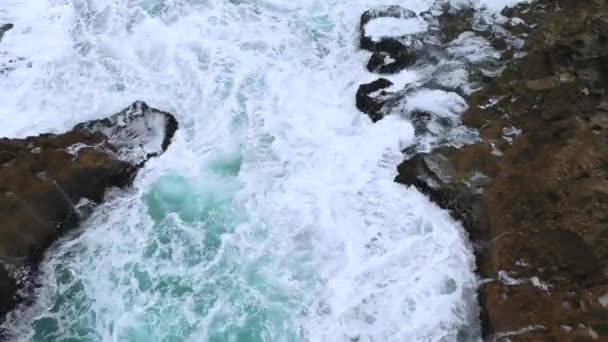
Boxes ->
[396,0,608,339]
[526,77,559,91]
[0,129,133,261]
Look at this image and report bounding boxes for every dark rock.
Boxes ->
[355,78,393,122]
[360,5,416,26]
[0,101,177,324]
[360,6,417,51]
[74,101,178,164]
[0,24,13,43]
[360,6,423,74]
[410,110,433,136]
[0,265,15,318]
[367,51,417,74]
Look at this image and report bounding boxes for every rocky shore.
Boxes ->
[358,0,608,340]
[0,100,178,327]
[1,0,606,339]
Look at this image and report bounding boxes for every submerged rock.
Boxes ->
[355,2,512,125]
[0,267,15,318]
[396,0,608,339]
[360,6,418,51]
[0,101,178,324]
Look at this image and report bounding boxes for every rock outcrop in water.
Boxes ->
[0,24,13,44]
[360,6,421,74]
[355,78,395,122]
[392,0,608,340]
[0,101,178,325]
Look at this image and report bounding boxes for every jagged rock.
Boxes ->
[360,6,418,51]
[438,7,475,43]
[0,266,15,318]
[74,101,178,164]
[355,78,393,122]
[0,101,178,324]
[410,110,433,136]
[360,6,426,74]
[0,24,12,43]
[366,50,417,74]
[396,0,608,339]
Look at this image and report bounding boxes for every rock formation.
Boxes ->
[394,0,608,339]
[0,24,13,44]
[0,101,178,326]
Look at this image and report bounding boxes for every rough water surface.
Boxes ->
[0,0,495,341]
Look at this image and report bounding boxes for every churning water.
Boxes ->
[0,0,519,340]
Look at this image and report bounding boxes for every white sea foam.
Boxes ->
[0,0,531,341]
[364,17,429,42]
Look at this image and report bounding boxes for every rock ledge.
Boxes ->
[0,101,178,325]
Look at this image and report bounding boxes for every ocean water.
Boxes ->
[0,0,519,341]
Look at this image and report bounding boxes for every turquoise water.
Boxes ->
[27,155,303,341]
[0,0,481,341]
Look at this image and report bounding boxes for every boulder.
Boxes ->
[360,6,426,74]
[0,101,178,323]
[355,78,393,122]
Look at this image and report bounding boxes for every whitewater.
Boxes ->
[0,0,521,341]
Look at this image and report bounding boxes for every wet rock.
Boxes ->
[366,50,417,74]
[74,101,179,164]
[396,0,608,339]
[356,2,522,126]
[360,6,427,74]
[0,24,13,43]
[355,78,393,122]
[410,110,433,136]
[0,101,178,324]
[360,6,418,52]
[0,266,15,318]
[437,7,475,43]
[438,2,538,66]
